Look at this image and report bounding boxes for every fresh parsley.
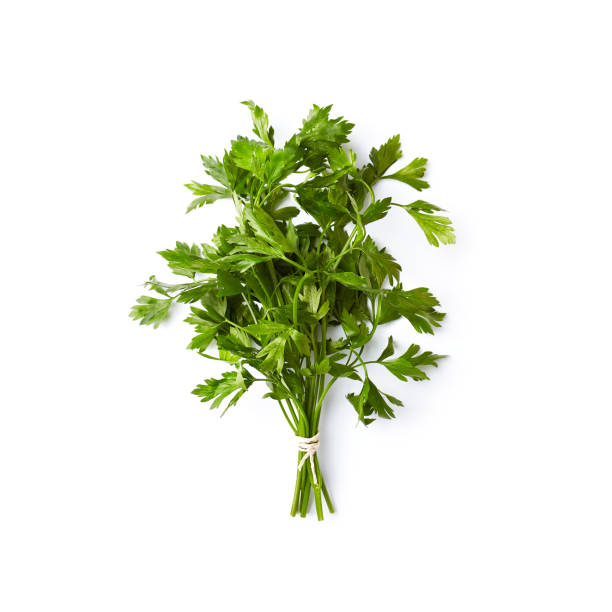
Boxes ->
[131,101,455,519]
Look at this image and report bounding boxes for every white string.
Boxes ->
[296,432,320,485]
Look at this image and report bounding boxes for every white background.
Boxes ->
[1,1,611,610]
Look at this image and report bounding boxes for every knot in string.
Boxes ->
[296,432,320,485]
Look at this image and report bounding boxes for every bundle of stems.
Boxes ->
[131,101,455,519]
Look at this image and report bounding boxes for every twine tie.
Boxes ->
[296,432,320,485]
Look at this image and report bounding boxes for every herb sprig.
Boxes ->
[131,101,455,519]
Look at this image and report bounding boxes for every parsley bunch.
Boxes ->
[131,101,455,519]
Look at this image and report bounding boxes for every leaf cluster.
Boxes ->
[131,102,454,430]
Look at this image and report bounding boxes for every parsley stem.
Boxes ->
[252,268,273,305]
[278,401,297,433]
[300,474,311,517]
[316,222,331,256]
[355,177,376,206]
[290,455,305,516]
[242,292,258,323]
[284,399,299,426]
[314,454,334,513]
[313,375,340,426]
[325,224,359,270]
[280,256,309,273]
[350,349,369,376]
[197,352,223,361]
[254,182,266,206]
[292,273,311,326]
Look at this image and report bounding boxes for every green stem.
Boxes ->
[355,176,376,206]
[316,222,331,256]
[242,292,258,323]
[290,454,305,516]
[266,261,281,307]
[284,399,299,427]
[313,375,339,428]
[196,352,224,361]
[300,473,311,517]
[280,256,310,273]
[314,454,334,513]
[349,348,369,377]
[278,401,297,433]
[292,273,312,326]
[313,481,324,521]
[325,225,359,270]
[252,268,273,306]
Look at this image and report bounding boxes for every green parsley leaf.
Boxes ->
[158,241,216,278]
[399,200,456,247]
[339,308,361,338]
[130,296,172,328]
[228,234,283,258]
[360,236,402,286]
[289,329,311,356]
[298,104,354,146]
[380,343,445,381]
[347,378,402,425]
[241,100,275,146]
[192,369,254,414]
[245,321,290,338]
[369,134,402,176]
[257,335,287,373]
[362,197,392,225]
[230,136,268,180]
[216,253,274,273]
[385,157,430,191]
[200,155,230,187]
[187,326,218,351]
[377,336,395,361]
[328,361,361,381]
[185,182,231,213]
[244,207,296,254]
[326,271,368,289]
[380,286,445,334]
[216,270,243,297]
[301,283,322,313]
[264,145,300,184]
